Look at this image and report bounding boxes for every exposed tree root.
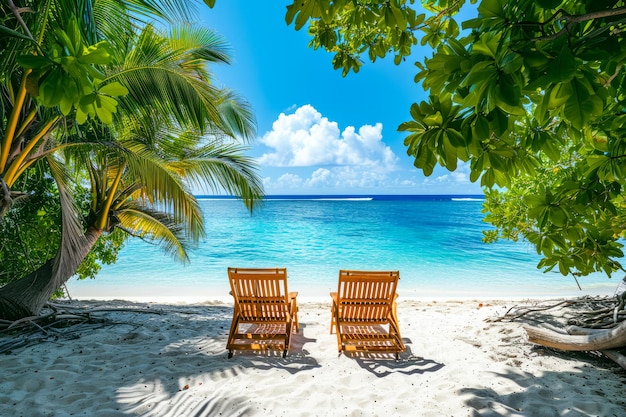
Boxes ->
[0,301,166,354]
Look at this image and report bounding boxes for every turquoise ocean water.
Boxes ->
[67,195,620,301]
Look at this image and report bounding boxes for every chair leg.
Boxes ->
[226,312,240,358]
[293,303,299,332]
[335,323,343,353]
[330,302,337,334]
[283,349,287,358]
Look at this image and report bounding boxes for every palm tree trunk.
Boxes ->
[0,227,103,320]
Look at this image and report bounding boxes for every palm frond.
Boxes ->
[106,23,256,139]
[92,0,134,50]
[117,0,196,26]
[168,24,232,66]
[171,141,264,211]
[114,24,223,128]
[115,205,190,262]
[214,89,256,142]
[114,139,205,242]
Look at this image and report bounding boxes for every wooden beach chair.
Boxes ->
[330,270,405,359]
[226,267,299,358]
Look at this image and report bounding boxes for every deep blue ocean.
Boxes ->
[67,195,619,301]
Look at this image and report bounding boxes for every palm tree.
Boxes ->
[0,0,263,320]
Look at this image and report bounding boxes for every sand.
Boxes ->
[1,297,625,417]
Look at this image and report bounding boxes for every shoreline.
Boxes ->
[65,278,620,306]
[2,298,625,416]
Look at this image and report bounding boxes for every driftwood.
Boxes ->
[492,292,626,371]
[524,319,626,351]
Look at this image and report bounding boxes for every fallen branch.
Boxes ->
[0,301,210,354]
[490,299,572,322]
[524,319,626,351]
[490,293,626,370]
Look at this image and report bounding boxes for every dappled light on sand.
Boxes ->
[0,299,625,416]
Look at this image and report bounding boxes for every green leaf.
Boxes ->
[95,104,113,125]
[547,206,567,227]
[384,6,396,28]
[442,133,458,171]
[489,108,509,136]
[522,51,549,68]
[584,155,609,175]
[423,111,443,126]
[446,128,466,147]
[537,0,563,9]
[79,93,96,107]
[286,0,321,31]
[65,18,84,58]
[98,82,129,97]
[563,80,602,129]
[547,47,575,83]
[76,107,89,124]
[55,28,76,56]
[541,136,561,162]
[547,84,570,109]
[469,168,481,182]
[392,6,407,28]
[0,24,38,42]
[472,33,498,59]
[16,55,52,69]
[39,71,65,106]
[96,95,119,114]
[472,115,490,140]
[59,95,74,115]
[79,41,113,65]
[478,0,504,18]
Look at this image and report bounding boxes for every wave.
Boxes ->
[196,195,484,202]
[196,196,374,201]
[315,197,373,201]
[451,198,484,202]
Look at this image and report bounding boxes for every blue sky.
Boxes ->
[198,2,483,195]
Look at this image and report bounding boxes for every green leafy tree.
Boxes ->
[285,0,626,280]
[0,0,262,320]
[0,168,125,288]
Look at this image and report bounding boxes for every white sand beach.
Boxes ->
[1,297,625,417]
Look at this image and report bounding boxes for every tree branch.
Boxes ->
[516,6,626,42]
[6,0,34,40]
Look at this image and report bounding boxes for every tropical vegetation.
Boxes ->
[284,0,626,282]
[0,0,262,320]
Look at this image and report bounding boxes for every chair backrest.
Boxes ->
[228,267,290,322]
[337,270,399,321]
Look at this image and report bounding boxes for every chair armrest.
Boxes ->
[289,291,298,300]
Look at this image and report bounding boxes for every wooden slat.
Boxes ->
[331,270,405,357]
[226,267,298,358]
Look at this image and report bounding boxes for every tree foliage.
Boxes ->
[0,0,263,318]
[0,168,125,288]
[286,0,626,279]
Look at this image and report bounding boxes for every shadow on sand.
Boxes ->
[342,340,445,377]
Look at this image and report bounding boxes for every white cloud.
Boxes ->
[430,171,468,184]
[307,168,333,187]
[267,173,303,190]
[255,108,483,195]
[258,105,398,171]
[263,166,406,193]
